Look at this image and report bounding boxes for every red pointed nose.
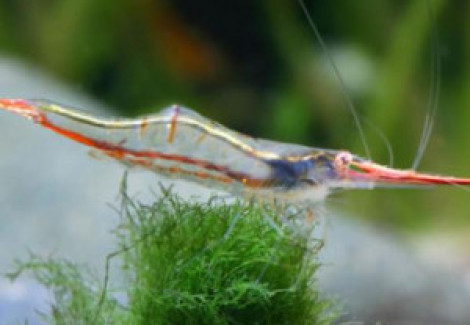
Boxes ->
[347,160,470,186]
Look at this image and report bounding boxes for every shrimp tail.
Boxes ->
[0,99,43,122]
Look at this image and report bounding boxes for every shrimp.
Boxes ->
[0,98,469,206]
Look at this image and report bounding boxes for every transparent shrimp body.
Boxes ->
[0,98,469,205]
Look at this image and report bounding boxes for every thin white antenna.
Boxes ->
[364,118,395,167]
[412,0,440,170]
[298,0,371,160]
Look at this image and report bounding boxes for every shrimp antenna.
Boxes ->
[298,0,371,160]
[364,118,395,167]
[412,0,440,170]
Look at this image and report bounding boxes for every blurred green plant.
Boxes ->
[6,185,336,324]
[0,0,468,230]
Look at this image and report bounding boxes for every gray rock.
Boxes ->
[0,56,468,325]
[318,214,470,325]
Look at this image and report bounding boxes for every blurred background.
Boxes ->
[0,0,469,232]
[0,0,470,323]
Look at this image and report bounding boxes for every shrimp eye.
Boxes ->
[334,151,353,170]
